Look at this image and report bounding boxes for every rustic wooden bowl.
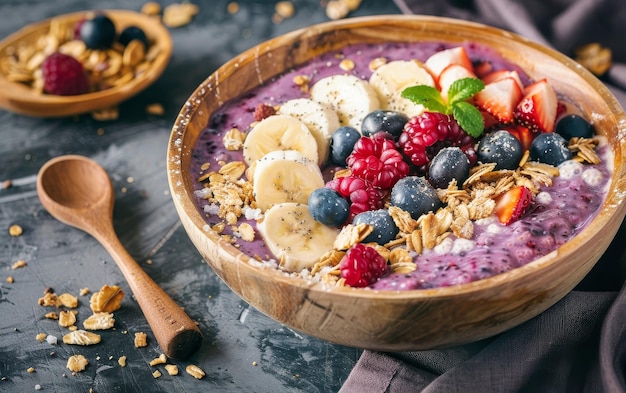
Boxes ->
[167,15,626,351]
[0,9,172,117]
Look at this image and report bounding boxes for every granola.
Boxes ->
[90,285,124,313]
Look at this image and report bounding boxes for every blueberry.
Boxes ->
[390,176,442,219]
[477,130,523,170]
[529,132,572,166]
[555,114,594,140]
[80,14,116,50]
[308,188,349,227]
[428,147,470,189]
[330,126,361,166]
[361,110,408,139]
[119,26,149,49]
[352,209,399,245]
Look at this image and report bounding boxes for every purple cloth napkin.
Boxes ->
[340,1,626,392]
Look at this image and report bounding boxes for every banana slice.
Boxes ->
[310,74,379,130]
[277,98,340,165]
[252,149,324,211]
[257,202,338,272]
[369,60,435,117]
[243,114,319,166]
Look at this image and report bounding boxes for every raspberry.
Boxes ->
[340,243,387,287]
[398,112,476,168]
[326,176,384,221]
[346,133,409,189]
[253,103,276,122]
[41,52,89,96]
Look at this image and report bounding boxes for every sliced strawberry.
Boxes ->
[438,63,476,101]
[514,79,558,132]
[480,109,499,130]
[481,69,524,91]
[473,60,493,79]
[474,77,523,123]
[494,185,533,225]
[502,124,535,151]
[556,101,567,120]
[424,46,474,79]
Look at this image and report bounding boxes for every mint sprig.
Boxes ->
[401,77,485,138]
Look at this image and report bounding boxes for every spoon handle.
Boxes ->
[96,225,202,359]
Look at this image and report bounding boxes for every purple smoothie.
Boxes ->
[190,41,611,290]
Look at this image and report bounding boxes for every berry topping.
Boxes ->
[401,77,485,138]
[390,176,442,219]
[352,209,399,245]
[340,243,387,287]
[424,46,474,79]
[79,14,116,50]
[477,130,523,170]
[330,126,361,166]
[428,147,471,189]
[253,103,276,122]
[494,185,533,225]
[529,132,572,166]
[346,133,409,189]
[481,70,524,90]
[437,63,476,101]
[326,176,384,221]
[514,79,558,133]
[118,25,149,49]
[308,188,350,227]
[41,52,89,96]
[555,114,594,140]
[501,124,535,151]
[361,110,408,139]
[474,76,523,123]
[398,112,476,168]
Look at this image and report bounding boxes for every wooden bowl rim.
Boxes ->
[0,9,173,117]
[168,14,626,301]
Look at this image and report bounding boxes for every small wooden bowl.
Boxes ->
[167,15,626,351]
[0,10,172,117]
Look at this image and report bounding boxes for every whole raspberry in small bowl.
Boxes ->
[41,53,89,96]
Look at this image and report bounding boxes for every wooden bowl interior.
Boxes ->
[168,15,626,350]
[0,9,172,117]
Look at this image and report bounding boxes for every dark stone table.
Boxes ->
[0,1,401,392]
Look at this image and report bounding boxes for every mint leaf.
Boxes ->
[452,101,484,138]
[402,77,486,137]
[447,78,485,105]
[401,85,448,114]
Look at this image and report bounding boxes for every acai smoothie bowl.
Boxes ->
[167,15,626,351]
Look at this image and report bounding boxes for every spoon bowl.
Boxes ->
[37,155,114,228]
[37,155,202,359]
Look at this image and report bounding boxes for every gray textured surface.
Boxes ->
[0,1,402,391]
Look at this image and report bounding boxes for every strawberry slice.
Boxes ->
[438,63,476,101]
[494,185,533,225]
[514,79,558,132]
[424,46,474,79]
[480,109,499,130]
[501,124,535,151]
[481,69,524,91]
[473,77,523,123]
[473,60,493,79]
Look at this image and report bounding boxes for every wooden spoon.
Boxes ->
[36,155,202,359]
